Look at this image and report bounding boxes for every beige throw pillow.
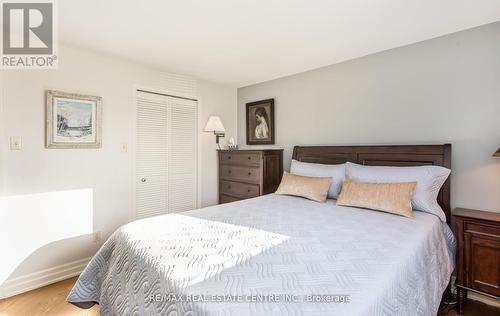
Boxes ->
[275,172,332,202]
[336,180,417,218]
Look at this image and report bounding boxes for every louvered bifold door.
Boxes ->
[168,97,198,212]
[136,92,169,219]
[136,91,198,219]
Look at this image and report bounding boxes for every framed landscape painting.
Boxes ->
[46,90,102,148]
[246,98,275,145]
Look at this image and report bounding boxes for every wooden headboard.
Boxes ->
[292,144,452,223]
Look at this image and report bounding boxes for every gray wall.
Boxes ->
[238,22,500,212]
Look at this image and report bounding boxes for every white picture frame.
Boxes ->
[45,90,102,148]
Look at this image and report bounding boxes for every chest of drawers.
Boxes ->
[218,149,283,203]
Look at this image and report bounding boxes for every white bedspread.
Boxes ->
[68,194,455,316]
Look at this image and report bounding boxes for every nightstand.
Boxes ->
[453,208,500,315]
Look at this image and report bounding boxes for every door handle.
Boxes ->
[140,178,147,183]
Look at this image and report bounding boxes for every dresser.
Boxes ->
[218,149,283,204]
[453,208,500,314]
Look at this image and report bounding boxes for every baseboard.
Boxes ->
[0,257,91,299]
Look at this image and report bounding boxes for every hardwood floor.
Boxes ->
[440,300,500,316]
[0,277,99,316]
[0,277,498,316]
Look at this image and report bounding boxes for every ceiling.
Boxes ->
[59,0,500,87]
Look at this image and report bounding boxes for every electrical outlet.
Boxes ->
[10,136,22,150]
[93,231,102,243]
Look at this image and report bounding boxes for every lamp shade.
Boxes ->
[204,116,225,133]
[494,148,500,157]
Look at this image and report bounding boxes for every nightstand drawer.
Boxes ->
[220,152,261,166]
[220,180,260,198]
[465,221,500,239]
[220,165,260,183]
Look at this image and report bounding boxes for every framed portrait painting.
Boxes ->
[46,90,102,148]
[246,98,275,145]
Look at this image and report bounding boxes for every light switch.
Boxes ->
[10,136,22,150]
[120,142,128,153]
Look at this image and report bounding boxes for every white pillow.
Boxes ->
[290,160,346,199]
[345,162,450,221]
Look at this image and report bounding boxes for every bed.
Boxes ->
[68,144,455,316]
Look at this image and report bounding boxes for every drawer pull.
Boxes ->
[247,156,251,160]
[248,172,252,176]
[247,189,251,192]
[228,170,232,174]
[228,156,231,159]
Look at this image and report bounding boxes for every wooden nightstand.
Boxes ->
[453,208,500,314]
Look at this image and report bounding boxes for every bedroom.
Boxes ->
[0,1,499,315]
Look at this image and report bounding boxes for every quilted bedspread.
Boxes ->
[68,194,455,316]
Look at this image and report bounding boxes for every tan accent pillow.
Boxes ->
[275,172,332,202]
[336,180,417,218]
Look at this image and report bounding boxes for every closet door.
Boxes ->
[168,97,198,212]
[136,92,169,218]
[136,91,198,219]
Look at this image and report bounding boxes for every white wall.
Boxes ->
[199,81,237,206]
[238,22,500,213]
[0,45,237,292]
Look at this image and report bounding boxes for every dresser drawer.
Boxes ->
[220,180,260,198]
[465,221,500,239]
[220,152,261,166]
[220,165,260,183]
[220,194,242,204]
